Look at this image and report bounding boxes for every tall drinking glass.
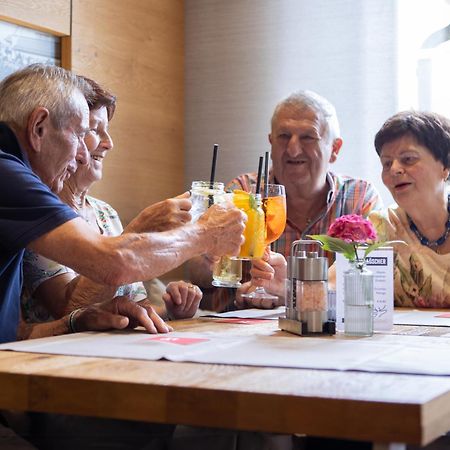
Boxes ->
[241,184,287,302]
[190,181,243,288]
[190,181,225,222]
[232,190,266,260]
[212,189,265,287]
[211,192,245,288]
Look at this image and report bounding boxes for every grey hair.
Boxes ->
[271,90,341,142]
[0,63,93,130]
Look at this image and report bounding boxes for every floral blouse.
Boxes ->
[369,207,450,308]
[21,195,147,322]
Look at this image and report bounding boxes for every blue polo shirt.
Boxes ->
[0,122,78,343]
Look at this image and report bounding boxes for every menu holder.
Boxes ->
[336,247,394,332]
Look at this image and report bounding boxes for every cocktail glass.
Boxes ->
[231,189,266,260]
[241,184,287,302]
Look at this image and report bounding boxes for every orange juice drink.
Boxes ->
[233,189,265,259]
[263,195,287,244]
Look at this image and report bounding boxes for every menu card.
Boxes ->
[336,247,394,331]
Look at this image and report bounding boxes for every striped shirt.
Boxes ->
[200,171,383,312]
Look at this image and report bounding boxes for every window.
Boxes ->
[0,20,60,80]
[397,0,450,116]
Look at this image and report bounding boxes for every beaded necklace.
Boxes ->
[407,194,450,249]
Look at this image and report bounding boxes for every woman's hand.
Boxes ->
[162,281,202,319]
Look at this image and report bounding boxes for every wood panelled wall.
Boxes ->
[72,0,184,225]
[0,0,70,35]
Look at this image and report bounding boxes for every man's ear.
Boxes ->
[443,167,450,182]
[27,107,51,153]
[268,133,273,145]
[329,137,343,163]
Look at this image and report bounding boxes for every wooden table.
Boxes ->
[0,319,449,450]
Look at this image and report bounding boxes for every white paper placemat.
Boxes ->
[2,328,450,376]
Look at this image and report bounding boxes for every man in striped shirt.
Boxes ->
[191,90,383,312]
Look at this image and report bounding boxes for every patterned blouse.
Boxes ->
[21,195,147,322]
[370,207,450,308]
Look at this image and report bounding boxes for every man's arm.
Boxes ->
[31,273,118,318]
[27,204,245,287]
[18,312,70,340]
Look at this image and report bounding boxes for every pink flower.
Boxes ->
[327,214,377,243]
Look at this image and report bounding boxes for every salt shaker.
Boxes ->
[281,239,335,335]
[294,243,328,333]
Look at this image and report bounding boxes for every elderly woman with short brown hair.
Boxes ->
[369,110,450,307]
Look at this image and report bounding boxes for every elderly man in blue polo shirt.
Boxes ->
[0,64,246,345]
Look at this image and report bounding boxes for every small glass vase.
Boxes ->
[344,261,374,336]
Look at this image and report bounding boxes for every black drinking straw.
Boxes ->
[255,156,264,196]
[208,144,219,206]
[263,151,269,198]
[210,144,219,188]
